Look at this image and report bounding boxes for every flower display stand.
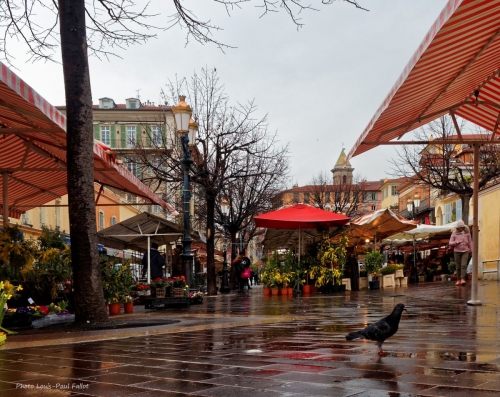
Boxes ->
[381,274,395,288]
[341,278,351,291]
[359,277,368,289]
[395,269,404,278]
[401,277,408,286]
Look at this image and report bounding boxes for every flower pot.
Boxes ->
[287,287,293,295]
[108,303,121,315]
[395,269,404,278]
[369,281,380,290]
[124,302,134,314]
[172,288,185,297]
[263,287,272,296]
[311,286,319,294]
[359,277,368,289]
[279,287,287,295]
[302,285,311,294]
[155,287,166,298]
[271,288,279,296]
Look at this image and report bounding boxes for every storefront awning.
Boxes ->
[348,0,500,159]
[0,61,177,220]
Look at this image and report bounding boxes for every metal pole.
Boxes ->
[409,206,419,284]
[220,214,230,294]
[147,235,151,283]
[468,144,481,306]
[180,133,194,289]
[2,172,8,229]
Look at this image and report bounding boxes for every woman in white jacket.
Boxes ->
[449,220,472,286]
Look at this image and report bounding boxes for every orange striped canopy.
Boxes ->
[349,0,500,159]
[0,61,177,218]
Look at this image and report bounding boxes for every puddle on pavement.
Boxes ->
[385,350,477,362]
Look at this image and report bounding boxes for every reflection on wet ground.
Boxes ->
[1,281,500,396]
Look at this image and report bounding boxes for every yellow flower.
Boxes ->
[16,285,23,291]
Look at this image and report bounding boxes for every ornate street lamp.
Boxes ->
[406,194,420,284]
[406,194,420,220]
[172,95,197,288]
[220,198,231,294]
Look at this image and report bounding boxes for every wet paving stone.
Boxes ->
[1,282,500,396]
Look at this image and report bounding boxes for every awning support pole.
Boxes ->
[468,144,482,306]
[2,172,8,228]
[147,236,151,284]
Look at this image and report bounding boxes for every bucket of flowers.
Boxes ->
[189,291,204,304]
[150,277,172,298]
[133,283,151,296]
[172,276,187,297]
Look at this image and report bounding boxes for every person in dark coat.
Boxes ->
[171,245,183,277]
[142,242,165,280]
[232,251,251,292]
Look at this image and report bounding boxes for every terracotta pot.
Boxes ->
[124,302,134,314]
[311,286,319,294]
[287,287,293,295]
[263,288,272,296]
[108,303,121,315]
[279,288,287,295]
[271,288,279,296]
[302,285,311,294]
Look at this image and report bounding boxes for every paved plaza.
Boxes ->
[1,281,500,396]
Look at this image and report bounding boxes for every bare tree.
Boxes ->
[219,136,289,266]
[308,171,365,216]
[390,116,500,225]
[134,68,279,295]
[0,0,364,322]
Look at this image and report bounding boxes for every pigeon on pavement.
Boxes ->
[345,303,407,355]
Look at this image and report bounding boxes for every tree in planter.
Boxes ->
[364,250,383,279]
[101,258,135,304]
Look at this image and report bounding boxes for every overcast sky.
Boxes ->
[8,0,449,186]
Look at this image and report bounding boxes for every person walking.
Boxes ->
[449,220,472,286]
[232,251,251,292]
[141,242,166,280]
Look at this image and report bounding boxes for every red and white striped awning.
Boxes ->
[348,0,500,159]
[0,61,177,219]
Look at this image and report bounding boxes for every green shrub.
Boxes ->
[364,250,383,275]
[380,264,403,275]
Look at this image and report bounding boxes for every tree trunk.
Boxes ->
[461,194,471,227]
[59,0,107,323]
[229,232,238,289]
[205,193,217,295]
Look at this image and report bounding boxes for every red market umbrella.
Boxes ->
[255,204,350,261]
[254,204,350,229]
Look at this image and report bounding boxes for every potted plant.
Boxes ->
[171,276,187,297]
[0,280,22,343]
[101,258,135,311]
[122,295,134,314]
[364,250,383,289]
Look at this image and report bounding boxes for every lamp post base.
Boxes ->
[220,267,230,294]
[409,267,419,284]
